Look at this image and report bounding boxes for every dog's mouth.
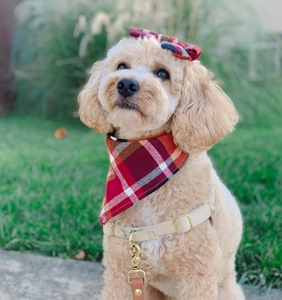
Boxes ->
[115,96,140,111]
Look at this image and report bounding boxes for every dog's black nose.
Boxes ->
[117,78,139,98]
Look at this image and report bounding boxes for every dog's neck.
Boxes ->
[113,121,172,140]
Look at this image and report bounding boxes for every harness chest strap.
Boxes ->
[103,204,211,242]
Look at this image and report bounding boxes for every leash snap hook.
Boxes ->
[128,230,147,285]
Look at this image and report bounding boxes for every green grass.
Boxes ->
[209,127,282,289]
[0,115,108,260]
[0,115,281,289]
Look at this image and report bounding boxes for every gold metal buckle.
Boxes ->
[127,269,147,284]
[173,214,193,233]
[129,229,136,245]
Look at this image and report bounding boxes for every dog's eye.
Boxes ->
[155,69,170,80]
[117,63,127,70]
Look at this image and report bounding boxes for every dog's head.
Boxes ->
[79,34,238,152]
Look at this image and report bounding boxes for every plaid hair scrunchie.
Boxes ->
[129,28,201,61]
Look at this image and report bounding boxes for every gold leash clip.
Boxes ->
[128,230,146,284]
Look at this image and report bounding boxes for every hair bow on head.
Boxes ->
[129,28,201,61]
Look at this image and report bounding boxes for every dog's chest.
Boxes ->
[126,152,215,225]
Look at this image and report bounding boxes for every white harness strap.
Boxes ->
[103,204,211,242]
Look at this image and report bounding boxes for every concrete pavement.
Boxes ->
[0,250,281,300]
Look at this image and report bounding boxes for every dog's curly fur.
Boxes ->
[78,36,245,300]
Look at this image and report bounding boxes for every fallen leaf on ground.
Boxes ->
[54,127,67,138]
[71,250,86,260]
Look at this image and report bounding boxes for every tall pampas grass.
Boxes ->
[13,0,282,124]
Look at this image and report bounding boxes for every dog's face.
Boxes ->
[92,37,183,133]
[79,37,238,152]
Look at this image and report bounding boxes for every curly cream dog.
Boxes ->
[78,34,245,300]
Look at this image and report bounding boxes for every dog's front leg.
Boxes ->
[162,273,218,300]
[162,226,220,300]
[101,268,133,300]
[174,272,218,300]
[101,236,134,300]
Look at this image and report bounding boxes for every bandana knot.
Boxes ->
[129,28,201,61]
[100,132,188,224]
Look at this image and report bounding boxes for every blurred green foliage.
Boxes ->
[14,1,108,118]
[13,0,282,124]
[0,116,106,260]
[210,128,282,289]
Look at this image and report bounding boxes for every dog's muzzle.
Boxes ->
[117,78,140,98]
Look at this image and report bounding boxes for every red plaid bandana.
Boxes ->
[129,28,201,61]
[100,131,188,224]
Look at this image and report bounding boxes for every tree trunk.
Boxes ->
[0,0,21,115]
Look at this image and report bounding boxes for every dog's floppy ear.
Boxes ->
[171,63,238,153]
[78,60,113,134]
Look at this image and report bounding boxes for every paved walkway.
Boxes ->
[0,250,281,300]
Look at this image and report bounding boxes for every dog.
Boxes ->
[78,28,245,300]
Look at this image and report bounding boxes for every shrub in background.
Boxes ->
[14,1,107,118]
[14,0,282,125]
[13,0,282,124]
